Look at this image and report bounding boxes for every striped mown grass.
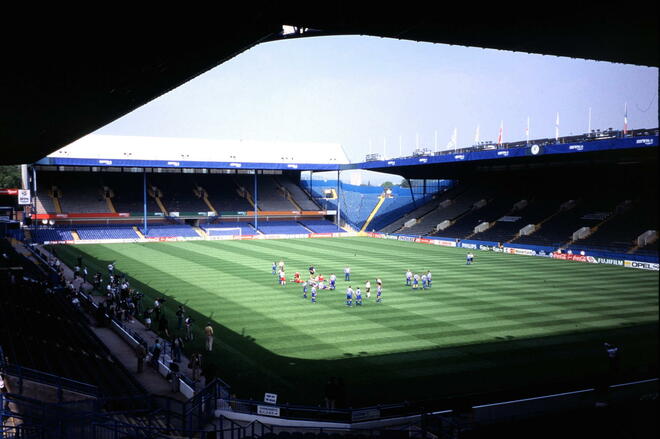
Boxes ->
[50,237,658,408]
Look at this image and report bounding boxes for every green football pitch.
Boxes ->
[50,237,658,408]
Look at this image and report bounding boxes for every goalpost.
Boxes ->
[204,227,243,239]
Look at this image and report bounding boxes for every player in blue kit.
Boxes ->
[421,273,428,290]
[355,287,363,306]
[329,273,336,290]
[405,269,412,286]
[426,270,432,287]
[311,286,317,303]
[346,286,354,306]
[466,252,474,265]
[302,281,308,299]
[272,262,277,275]
[412,273,420,289]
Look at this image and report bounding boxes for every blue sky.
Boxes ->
[95,34,658,164]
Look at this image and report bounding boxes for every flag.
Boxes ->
[446,128,458,150]
[497,121,503,146]
[526,116,530,144]
[555,112,560,141]
[623,103,628,135]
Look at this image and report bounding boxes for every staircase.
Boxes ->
[234,179,258,210]
[51,193,63,214]
[148,186,168,215]
[360,196,386,232]
[104,188,117,213]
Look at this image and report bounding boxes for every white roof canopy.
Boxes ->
[46,134,350,165]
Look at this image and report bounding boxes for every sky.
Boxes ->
[95,34,658,166]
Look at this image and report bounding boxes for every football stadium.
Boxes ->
[1,17,658,439]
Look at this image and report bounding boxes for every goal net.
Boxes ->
[205,227,243,238]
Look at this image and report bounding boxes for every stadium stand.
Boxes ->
[34,172,60,214]
[379,193,451,234]
[192,173,253,212]
[275,175,321,210]
[139,223,200,238]
[301,181,425,232]
[30,227,75,243]
[75,224,140,240]
[472,197,562,244]
[568,199,658,255]
[255,220,311,235]
[102,172,162,214]
[0,240,145,398]
[514,198,622,248]
[44,171,108,213]
[377,167,658,258]
[250,174,299,211]
[404,185,484,236]
[147,173,210,213]
[298,219,345,233]
[431,195,521,239]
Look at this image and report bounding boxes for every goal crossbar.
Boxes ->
[205,227,243,237]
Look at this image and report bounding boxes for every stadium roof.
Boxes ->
[37,135,349,171]
[353,136,659,179]
[2,9,657,166]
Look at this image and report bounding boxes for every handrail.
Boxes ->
[1,362,99,397]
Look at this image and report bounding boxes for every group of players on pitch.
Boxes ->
[269,253,472,306]
[272,259,382,305]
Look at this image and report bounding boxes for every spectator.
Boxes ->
[136,343,147,373]
[190,353,202,382]
[604,342,620,377]
[324,377,339,409]
[168,362,180,393]
[176,305,185,330]
[202,360,217,386]
[153,298,161,321]
[172,335,184,363]
[150,339,162,369]
[144,308,153,330]
[0,373,9,411]
[204,322,214,352]
[158,314,170,338]
[184,316,194,341]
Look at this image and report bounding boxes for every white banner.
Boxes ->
[624,260,659,271]
[429,239,456,247]
[257,405,280,417]
[503,247,536,256]
[18,189,31,205]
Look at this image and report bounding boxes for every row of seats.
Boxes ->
[28,219,345,242]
